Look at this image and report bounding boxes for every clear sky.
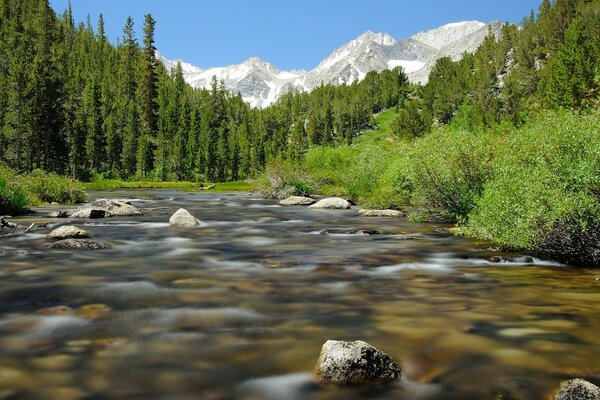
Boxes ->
[49,0,542,71]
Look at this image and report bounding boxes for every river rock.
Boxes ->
[70,199,142,219]
[279,196,316,206]
[46,226,91,240]
[257,217,283,223]
[554,379,600,400]
[47,210,74,218]
[49,239,111,250]
[169,208,200,227]
[358,209,403,218]
[309,198,352,210]
[314,340,401,385]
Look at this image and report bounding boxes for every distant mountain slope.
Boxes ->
[159,20,503,107]
[408,21,504,84]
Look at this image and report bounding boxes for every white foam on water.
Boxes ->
[372,262,454,274]
[137,222,170,229]
[237,237,280,247]
[13,315,90,339]
[9,233,45,242]
[160,247,201,258]
[203,257,264,271]
[238,373,312,400]
[247,204,281,209]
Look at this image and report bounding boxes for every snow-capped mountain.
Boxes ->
[408,21,504,84]
[159,20,502,108]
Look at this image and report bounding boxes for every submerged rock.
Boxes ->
[489,255,535,264]
[358,209,404,218]
[257,217,284,223]
[69,199,142,219]
[309,198,352,210]
[47,210,74,218]
[279,196,316,206]
[46,226,91,240]
[554,378,600,400]
[169,208,200,227]
[49,239,111,250]
[314,340,401,385]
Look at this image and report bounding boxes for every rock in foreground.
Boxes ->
[169,208,200,227]
[308,198,352,210]
[70,199,142,219]
[358,209,403,218]
[46,226,91,240]
[314,340,401,385]
[555,379,600,400]
[279,196,316,206]
[49,239,111,250]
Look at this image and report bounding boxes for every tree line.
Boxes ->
[392,0,600,139]
[1,0,597,183]
[0,0,410,182]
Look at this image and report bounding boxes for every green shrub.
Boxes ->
[24,169,85,204]
[467,111,600,265]
[409,127,496,222]
[256,158,319,199]
[0,178,30,215]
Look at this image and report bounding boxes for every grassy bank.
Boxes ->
[82,179,255,192]
[260,109,600,266]
[0,165,85,215]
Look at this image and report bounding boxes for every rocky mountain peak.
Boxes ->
[159,20,500,108]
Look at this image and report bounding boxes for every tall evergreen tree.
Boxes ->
[137,13,158,177]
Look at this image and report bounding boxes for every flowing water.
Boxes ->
[0,190,598,400]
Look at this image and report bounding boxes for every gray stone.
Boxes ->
[358,209,404,218]
[169,208,200,227]
[49,239,111,250]
[555,379,600,400]
[257,217,283,223]
[47,210,74,218]
[279,196,316,206]
[70,199,142,219]
[308,198,352,210]
[46,226,91,240]
[314,340,401,385]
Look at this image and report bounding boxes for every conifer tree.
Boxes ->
[137,13,158,177]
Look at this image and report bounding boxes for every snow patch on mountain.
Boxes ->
[159,20,501,108]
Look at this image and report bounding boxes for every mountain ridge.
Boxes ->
[159,20,503,108]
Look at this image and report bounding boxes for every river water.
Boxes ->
[0,190,598,400]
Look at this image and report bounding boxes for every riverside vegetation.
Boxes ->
[1,0,599,265]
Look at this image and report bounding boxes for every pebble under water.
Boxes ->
[0,190,598,400]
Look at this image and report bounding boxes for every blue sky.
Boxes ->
[49,0,542,71]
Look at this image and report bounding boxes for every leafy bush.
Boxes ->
[409,127,496,222]
[467,111,600,265]
[0,164,85,214]
[0,178,30,215]
[24,169,86,204]
[256,158,319,199]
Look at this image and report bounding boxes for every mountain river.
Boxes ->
[0,190,598,399]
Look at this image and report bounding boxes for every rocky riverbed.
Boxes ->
[0,190,598,399]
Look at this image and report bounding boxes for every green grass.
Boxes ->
[82,180,197,190]
[0,165,85,214]
[82,179,255,192]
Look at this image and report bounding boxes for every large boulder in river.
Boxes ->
[70,199,142,219]
[309,198,352,210]
[279,196,316,206]
[314,340,401,385]
[46,226,91,240]
[49,239,111,250]
[169,208,200,227]
[358,209,403,218]
[554,379,600,400]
